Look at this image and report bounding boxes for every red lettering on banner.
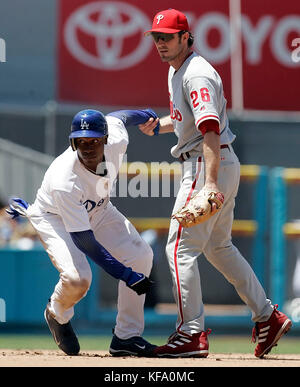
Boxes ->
[57,0,300,111]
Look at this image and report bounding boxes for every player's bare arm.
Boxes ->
[203,130,220,190]
[159,115,174,133]
[202,130,221,214]
[200,119,222,215]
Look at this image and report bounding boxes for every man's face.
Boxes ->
[151,32,187,62]
[75,137,107,171]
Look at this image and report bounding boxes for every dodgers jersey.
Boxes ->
[168,52,236,158]
[31,116,128,232]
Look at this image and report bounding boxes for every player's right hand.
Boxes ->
[138,117,159,136]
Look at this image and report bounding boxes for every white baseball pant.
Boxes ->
[166,145,274,335]
[26,201,153,339]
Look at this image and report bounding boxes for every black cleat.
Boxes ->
[109,333,157,357]
[44,306,80,356]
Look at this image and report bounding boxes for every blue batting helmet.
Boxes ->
[69,109,108,150]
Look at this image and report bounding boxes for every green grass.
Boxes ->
[209,335,300,354]
[0,334,299,354]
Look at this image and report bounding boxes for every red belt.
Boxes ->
[179,144,229,162]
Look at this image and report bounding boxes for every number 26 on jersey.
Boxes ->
[190,88,211,108]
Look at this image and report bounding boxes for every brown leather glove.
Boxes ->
[172,189,224,228]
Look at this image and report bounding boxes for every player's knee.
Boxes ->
[61,270,92,298]
[71,277,91,297]
[134,241,153,274]
[204,243,233,260]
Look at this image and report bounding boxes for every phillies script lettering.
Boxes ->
[170,99,183,121]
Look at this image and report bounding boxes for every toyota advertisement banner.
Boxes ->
[58,0,300,111]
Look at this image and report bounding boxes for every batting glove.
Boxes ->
[121,268,154,295]
[6,197,29,219]
[129,275,154,295]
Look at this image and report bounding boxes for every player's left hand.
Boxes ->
[202,183,222,215]
[172,188,224,228]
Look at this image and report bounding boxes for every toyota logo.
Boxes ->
[64,1,152,70]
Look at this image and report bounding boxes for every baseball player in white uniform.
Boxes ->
[7,108,160,357]
[140,8,292,358]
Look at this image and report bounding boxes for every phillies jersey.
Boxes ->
[168,52,235,158]
[31,116,128,232]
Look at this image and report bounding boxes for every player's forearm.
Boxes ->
[107,109,160,135]
[159,115,174,133]
[203,131,220,188]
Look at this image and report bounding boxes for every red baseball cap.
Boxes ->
[144,9,189,36]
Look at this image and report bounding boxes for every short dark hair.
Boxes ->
[178,30,194,47]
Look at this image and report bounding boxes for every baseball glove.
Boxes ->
[172,189,224,228]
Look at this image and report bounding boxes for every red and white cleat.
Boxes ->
[154,329,211,358]
[252,304,292,358]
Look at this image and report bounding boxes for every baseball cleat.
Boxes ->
[252,304,292,358]
[44,306,80,356]
[153,329,211,358]
[109,334,157,357]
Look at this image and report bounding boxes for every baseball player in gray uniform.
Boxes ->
[6,108,160,357]
[140,8,292,358]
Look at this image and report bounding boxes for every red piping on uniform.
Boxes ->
[173,156,202,336]
[198,119,220,136]
[196,115,219,128]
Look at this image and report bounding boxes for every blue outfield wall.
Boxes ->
[0,248,58,323]
[0,248,109,325]
[1,246,299,334]
[0,248,253,333]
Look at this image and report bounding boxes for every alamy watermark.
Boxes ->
[0,298,6,322]
[291,38,300,63]
[95,155,185,199]
[0,38,6,62]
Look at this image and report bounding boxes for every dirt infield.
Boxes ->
[1,350,300,367]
